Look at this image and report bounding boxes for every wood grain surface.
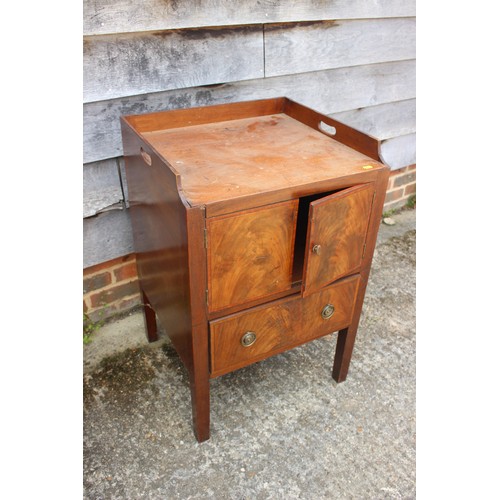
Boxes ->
[331,99,416,142]
[83,60,416,164]
[210,274,360,377]
[332,169,389,382]
[83,158,123,218]
[144,112,383,209]
[303,184,375,296]
[185,206,211,442]
[85,0,416,36]
[120,97,391,440]
[83,209,134,268]
[265,18,416,78]
[207,200,298,312]
[121,121,194,370]
[83,99,415,224]
[84,26,263,103]
[84,2,416,275]
[127,98,284,134]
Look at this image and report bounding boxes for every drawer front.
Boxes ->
[210,274,360,377]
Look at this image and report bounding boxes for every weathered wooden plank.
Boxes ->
[83,209,134,268]
[265,18,415,77]
[116,157,129,208]
[84,60,416,163]
[83,159,123,218]
[84,26,264,103]
[380,133,416,170]
[331,99,416,141]
[84,0,416,36]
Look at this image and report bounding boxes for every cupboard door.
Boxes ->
[207,200,298,312]
[302,184,374,296]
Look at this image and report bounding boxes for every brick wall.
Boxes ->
[83,254,140,322]
[83,164,416,322]
[383,164,416,212]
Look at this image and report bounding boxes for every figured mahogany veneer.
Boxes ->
[121,97,389,442]
[210,275,360,377]
[302,184,375,296]
[142,113,380,213]
[207,200,298,312]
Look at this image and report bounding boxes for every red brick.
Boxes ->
[115,294,141,310]
[89,280,140,308]
[404,183,416,195]
[83,271,112,294]
[384,188,404,204]
[388,166,410,187]
[408,164,416,171]
[393,171,416,188]
[113,261,138,282]
[101,295,142,318]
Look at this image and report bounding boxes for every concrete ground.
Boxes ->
[83,208,416,499]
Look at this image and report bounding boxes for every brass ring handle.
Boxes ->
[321,304,335,320]
[312,244,321,255]
[240,331,257,347]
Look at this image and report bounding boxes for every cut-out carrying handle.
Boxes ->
[283,97,382,162]
[318,121,337,137]
[317,116,381,162]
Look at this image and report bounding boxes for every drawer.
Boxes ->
[209,274,360,377]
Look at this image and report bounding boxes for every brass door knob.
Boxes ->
[321,304,335,320]
[312,244,321,255]
[241,331,257,347]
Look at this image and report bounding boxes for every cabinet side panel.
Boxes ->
[121,121,194,369]
[331,168,390,382]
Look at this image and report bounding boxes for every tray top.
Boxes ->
[142,112,384,208]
